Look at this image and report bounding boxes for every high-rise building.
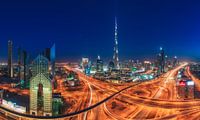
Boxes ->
[82,57,89,69]
[44,44,56,77]
[52,93,63,116]
[144,61,152,71]
[22,50,30,88]
[32,55,49,77]
[50,43,56,77]
[96,56,103,73]
[113,17,120,69]
[8,40,13,78]
[157,47,165,73]
[160,47,165,73]
[173,56,178,67]
[165,55,170,71]
[108,61,115,71]
[85,62,91,75]
[18,47,22,80]
[30,55,52,116]
[18,49,30,89]
[44,48,51,61]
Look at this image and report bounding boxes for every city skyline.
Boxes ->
[1,1,200,120]
[0,0,200,61]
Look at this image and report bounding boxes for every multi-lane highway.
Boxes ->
[1,63,200,120]
[65,63,200,120]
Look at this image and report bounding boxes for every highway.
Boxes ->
[65,63,200,120]
[0,84,29,95]
[1,63,200,119]
[186,66,200,91]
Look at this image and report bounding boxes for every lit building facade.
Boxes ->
[82,58,89,69]
[30,55,52,116]
[113,17,120,69]
[108,61,115,71]
[160,47,165,73]
[50,43,56,77]
[144,61,152,71]
[82,57,91,75]
[173,56,178,67]
[156,47,165,74]
[186,80,194,99]
[52,93,63,116]
[96,56,103,73]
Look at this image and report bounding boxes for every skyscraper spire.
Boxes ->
[113,17,120,69]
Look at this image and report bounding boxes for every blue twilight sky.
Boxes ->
[0,0,200,62]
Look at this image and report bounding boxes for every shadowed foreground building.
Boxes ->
[8,40,13,78]
[30,55,52,116]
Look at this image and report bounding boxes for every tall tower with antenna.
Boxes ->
[113,17,120,69]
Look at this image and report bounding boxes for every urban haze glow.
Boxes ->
[0,1,200,120]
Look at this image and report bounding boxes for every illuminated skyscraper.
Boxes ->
[50,43,56,77]
[96,55,103,73]
[160,47,165,73]
[30,55,52,116]
[82,57,89,70]
[32,55,49,77]
[44,43,56,77]
[173,56,178,67]
[18,48,30,88]
[113,17,120,69]
[108,61,115,71]
[157,47,165,73]
[52,93,63,116]
[8,40,13,78]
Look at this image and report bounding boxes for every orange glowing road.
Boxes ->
[2,63,200,120]
[0,84,29,95]
[186,66,200,91]
[64,63,200,120]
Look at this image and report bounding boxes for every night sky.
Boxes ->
[0,0,200,62]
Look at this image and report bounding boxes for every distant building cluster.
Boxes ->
[75,19,179,84]
[155,47,179,75]
[78,46,179,83]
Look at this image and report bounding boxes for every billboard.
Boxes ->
[179,80,186,86]
[187,81,194,86]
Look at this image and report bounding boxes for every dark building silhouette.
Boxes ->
[8,40,13,78]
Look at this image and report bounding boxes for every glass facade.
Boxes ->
[30,55,52,116]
